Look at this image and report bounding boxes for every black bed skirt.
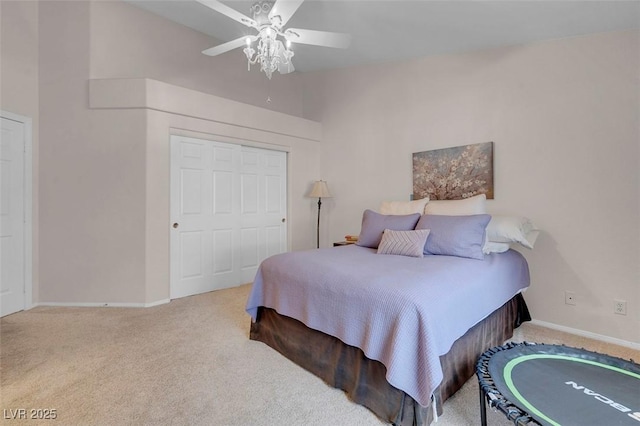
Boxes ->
[250,294,531,426]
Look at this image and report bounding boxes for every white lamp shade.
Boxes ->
[308,180,332,198]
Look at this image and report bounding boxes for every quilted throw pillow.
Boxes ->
[377,229,431,258]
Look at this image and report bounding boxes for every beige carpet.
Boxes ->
[1,284,638,425]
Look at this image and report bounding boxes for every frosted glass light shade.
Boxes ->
[308,180,332,198]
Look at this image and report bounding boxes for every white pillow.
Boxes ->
[486,215,539,249]
[424,194,486,215]
[379,198,429,215]
[482,240,511,254]
[377,229,431,258]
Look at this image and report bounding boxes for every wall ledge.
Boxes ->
[89,78,321,142]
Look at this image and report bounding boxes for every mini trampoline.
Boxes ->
[476,342,640,426]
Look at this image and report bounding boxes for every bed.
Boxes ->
[245,240,531,425]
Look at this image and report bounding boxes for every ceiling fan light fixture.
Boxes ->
[244,28,293,79]
[198,0,350,79]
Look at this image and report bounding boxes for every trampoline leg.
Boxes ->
[479,385,487,426]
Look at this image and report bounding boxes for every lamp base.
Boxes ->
[316,197,322,249]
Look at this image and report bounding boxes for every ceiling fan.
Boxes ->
[196,0,351,79]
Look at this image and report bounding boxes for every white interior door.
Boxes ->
[1,117,26,316]
[170,136,287,299]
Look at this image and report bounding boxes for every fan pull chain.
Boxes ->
[266,77,272,104]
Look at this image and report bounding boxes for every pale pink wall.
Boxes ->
[36,0,316,304]
[302,30,640,344]
[1,1,38,116]
[0,0,40,302]
[88,0,306,118]
[38,1,148,303]
[6,0,637,345]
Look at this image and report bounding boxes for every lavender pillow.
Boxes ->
[356,210,421,249]
[415,214,491,260]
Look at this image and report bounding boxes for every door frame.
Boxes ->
[1,110,33,311]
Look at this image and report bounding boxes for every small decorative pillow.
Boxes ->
[356,210,422,249]
[379,198,429,215]
[486,215,539,249]
[424,193,486,215]
[415,214,491,260]
[377,229,431,258]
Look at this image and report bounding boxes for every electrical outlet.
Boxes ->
[614,300,627,315]
[565,291,576,306]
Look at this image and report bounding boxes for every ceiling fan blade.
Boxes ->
[284,28,351,49]
[269,0,304,28]
[202,36,255,56]
[196,0,256,27]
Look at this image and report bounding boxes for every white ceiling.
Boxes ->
[127,0,640,73]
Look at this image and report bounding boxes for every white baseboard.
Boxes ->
[529,319,640,351]
[144,299,170,308]
[33,299,170,309]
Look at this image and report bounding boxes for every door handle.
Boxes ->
[281,218,286,223]
[172,223,179,229]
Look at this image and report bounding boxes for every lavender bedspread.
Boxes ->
[246,245,530,407]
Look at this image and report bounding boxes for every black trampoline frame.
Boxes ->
[476,341,541,426]
[476,341,640,426]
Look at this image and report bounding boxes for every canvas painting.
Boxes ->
[413,142,494,200]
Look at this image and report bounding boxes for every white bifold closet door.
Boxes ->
[170,136,287,299]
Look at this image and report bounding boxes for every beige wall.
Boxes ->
[38,1,148,303]
[88,0,306,118]
[36,1,319,305]
[3,0,637,344]
[301,30,640,344]
[0,0,40,302]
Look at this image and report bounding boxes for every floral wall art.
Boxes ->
[412,142,494,200]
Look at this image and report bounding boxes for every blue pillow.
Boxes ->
[356,210,421,249]
[415,214,491,260]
